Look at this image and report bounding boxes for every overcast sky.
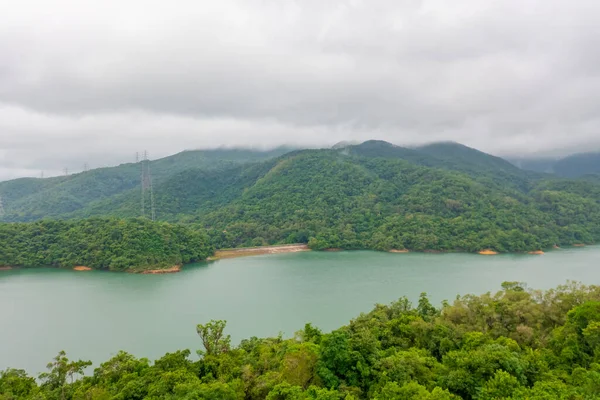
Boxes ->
[1,0,600,181]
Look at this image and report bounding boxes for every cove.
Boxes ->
[1,247,599,374]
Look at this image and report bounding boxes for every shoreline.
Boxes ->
[1,244,592,273]
[139,265,181,274]
[209,244,310,260]
[208,243,593,261]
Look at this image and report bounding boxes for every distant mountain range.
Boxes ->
[1,140,599,253]
[507,152,600,178]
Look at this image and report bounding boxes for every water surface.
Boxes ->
[1,247,599,373]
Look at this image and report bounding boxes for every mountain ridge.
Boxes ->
[1,140,600,255]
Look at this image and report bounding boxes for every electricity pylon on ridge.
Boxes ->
[0,195,5,218]
[140,151,156,221]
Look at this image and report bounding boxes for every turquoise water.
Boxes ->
[1,247,599,373]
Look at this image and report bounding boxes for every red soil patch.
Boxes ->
[478,249,498,255]
[0,266,13,271]
[573,244,585,247]
[73,266,92,271]
[389,249,409,253]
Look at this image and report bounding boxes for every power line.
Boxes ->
[141,152,146,218]
[140,150,156,221]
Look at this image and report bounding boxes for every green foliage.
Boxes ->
[2,283,600,399]
[195,149,600,252]
[0,148,289,222]
[197,320,232,357]
[0,218,213,271]
[2,142,600,254]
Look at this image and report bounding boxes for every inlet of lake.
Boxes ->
[1,247,599,374]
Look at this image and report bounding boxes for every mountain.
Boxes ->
[0,147,291,221]
[508,157,558,174]
[188,148,600,251]
[2,140,600,253]
[416,141,528,175]
[552,152,600,178]
[509,152,600,178]
[347,140,538,192]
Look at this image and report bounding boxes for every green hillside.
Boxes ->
[0,218,212,271]
[0,147,290,221]
[1,141,600,253]
[66,159,281,220]
[416,141,524,173]
[190,149,600,251]
[346,141,538,192]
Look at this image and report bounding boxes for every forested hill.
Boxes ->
[2,282,600,399]
[0,147,291,222]
[192,149,600,251]
[347,141,539,191]
[0,218,213,271]
[1,140,600,253]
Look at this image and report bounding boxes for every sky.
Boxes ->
[1,0,600,181]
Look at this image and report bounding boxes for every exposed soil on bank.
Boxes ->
[140,265,181,274]
[0,266,13,271]
[528,250,545,255]
[210,244,310,260]
[209,244,578,261]
[478,249,499,255]
[73,266,92,271]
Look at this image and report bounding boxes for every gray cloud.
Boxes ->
[1,0,600,180]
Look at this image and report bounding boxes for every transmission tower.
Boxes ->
[64,167,69,176]
[140,151,156,221]
[84,163,89,172]
[0,195,5,218]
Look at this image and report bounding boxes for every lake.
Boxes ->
[1,247,599,374]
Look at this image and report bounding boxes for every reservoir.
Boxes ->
[1,247,599,374]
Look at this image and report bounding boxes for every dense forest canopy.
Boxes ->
[0,218,212,271]
[1,141,600,254]
[1,282,599,399]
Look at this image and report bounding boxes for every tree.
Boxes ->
[39,351,91,400]
[197,320,231,357]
